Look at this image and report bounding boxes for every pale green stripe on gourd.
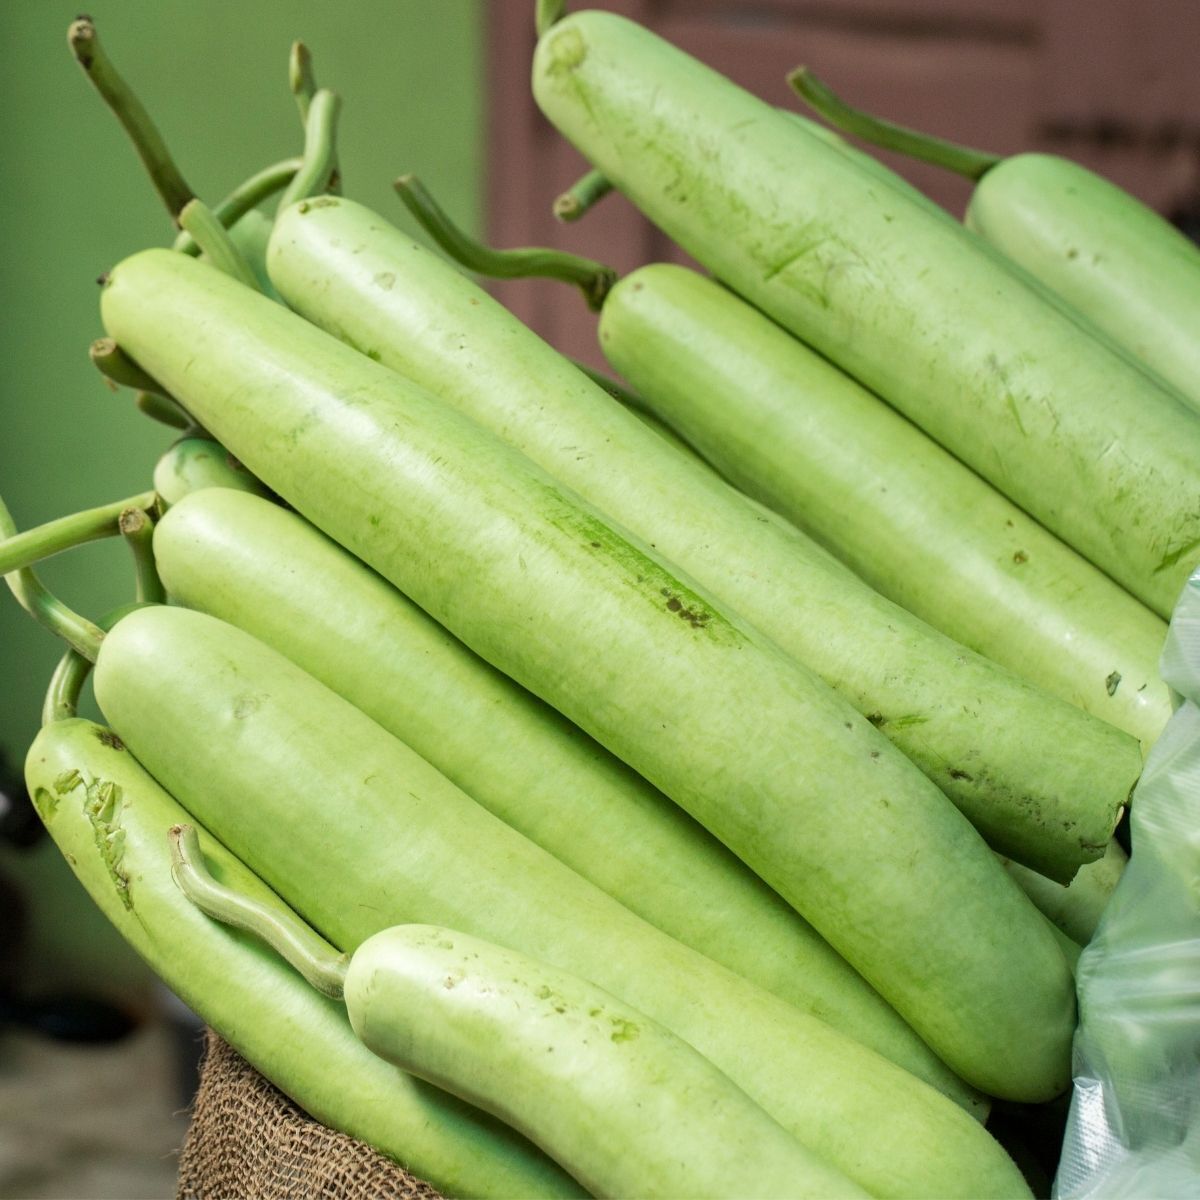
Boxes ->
[966,154,1200,417]
[153,485,981,1113]
[266,195,1140,882]
[100,248,1073,1110]
[92,605,1030,1198]
[24,718,579,1200]
[531,10,1200,621]
[598,262,1170,754]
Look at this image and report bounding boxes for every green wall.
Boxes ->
[0,1,484,991]
[0,1,484,769]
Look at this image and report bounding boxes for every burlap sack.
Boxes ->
[176,1029,444,1199]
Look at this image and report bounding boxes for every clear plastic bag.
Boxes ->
[1055,572,1200,1196]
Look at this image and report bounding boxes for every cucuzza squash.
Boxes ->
[99,247,1074,1108]
[530,9,1200,621]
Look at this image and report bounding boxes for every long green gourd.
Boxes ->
[787,70,1200,417]
[597,263,1172,753]
[23,713,578,1198]
[530,9,1200,622]
[100,248,1073,1109]
[265,195,1141,883]
[86,604,1028,1198]
[169,833,867,1200]
[152,485,980,1111]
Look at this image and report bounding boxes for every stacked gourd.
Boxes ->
[5,5,1197,1197]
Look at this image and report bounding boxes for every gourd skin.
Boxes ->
[23,717,580,1200]
[90,605,1033,1197]
[597,262,1171,754]
[266,196,1141,882]
[154,486,980,1112]
[531,10,1200,621]
[967,154,1200,416]
[101,247,1076,1111]
[345,925,869,1200]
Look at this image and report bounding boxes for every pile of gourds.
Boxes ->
[5,4,1199,1197]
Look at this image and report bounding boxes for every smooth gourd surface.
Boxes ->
[90,605,1031,1197]
[154,486,978,1110]
[266,196,1140,881]
[345,925,868,1200]
[967,154,1200,416]
[531,10,1200,620]
[100,248,1075,1109]
[23,718,579,1200]
[599,263,1171,755]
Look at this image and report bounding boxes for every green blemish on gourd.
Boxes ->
[545,27,587,75]
[542,484,740,643]
[54,769,83,796]
[1154,534,1200,574]
[82,776,132,910]
[609,1017,639,1043]
[32,787,57,821]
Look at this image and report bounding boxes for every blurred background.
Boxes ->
[1,0,1197,1196]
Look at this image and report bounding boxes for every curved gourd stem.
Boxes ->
[67,16,194,222]
[787,66,1002,182]
[173,158,303,255]
[40,602,140,725]
[278,89,342,212]
[0,496,104,663]
[119,508,166,605]
[90,337,170,398]
[178,199,261,290]
[536,0,567,37]
[553,168,614,222]
[289,41,317,122]
[135,390,194,431]
[0,490,158,578]
[395,173,617,311]
[169,824,350,999]
[43,646,93,725]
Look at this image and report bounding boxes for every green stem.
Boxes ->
[173,158,303,255]
[278,89,342,212]
[553,167,614,222]
[135,390,194,431]
[289,41,317,123]
[119,508,166,605]
[169,824,349,999]
[178,199,261,291]
[67,16,194,222]
[0,491,157,577]
[90,337,170,397]
[41,604,145,724]
[395,173,617,311]
[0,496,105,663]
[536,0,567,37]
[786,67,1002,182]
[43,647,93,725]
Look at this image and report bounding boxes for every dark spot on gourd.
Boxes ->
[1067,247,1079,260]
[233,694,261,719]
[97,729,125,750]
[590,541,601,548]
[948,768,973,782]
[365,349,382,362]
[1013,550,1028,564]
[1106,671,1122,696]
[870,750,880,759]
[866,712,885,727]
[659,587,712,628]
[609,1017,639,1043]
[373,271,396,291]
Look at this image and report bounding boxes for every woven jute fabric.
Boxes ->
[176,1029,444,1200]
